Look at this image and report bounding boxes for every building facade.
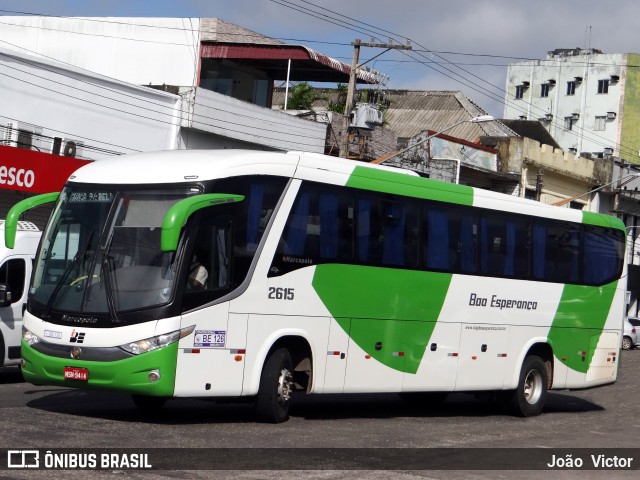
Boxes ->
[504,48,640,163]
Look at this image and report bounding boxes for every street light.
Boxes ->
[552,172,640,207]
[376,114,495,164]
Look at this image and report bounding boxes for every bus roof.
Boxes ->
[68,150,418,186]
[66,149,623,230]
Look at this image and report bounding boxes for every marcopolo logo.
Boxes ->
[0,165,35,188]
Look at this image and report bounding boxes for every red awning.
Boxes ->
[200,43,382,84]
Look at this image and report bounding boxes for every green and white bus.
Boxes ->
[5,150,626,422]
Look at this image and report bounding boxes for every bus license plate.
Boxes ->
[64,366,88,381]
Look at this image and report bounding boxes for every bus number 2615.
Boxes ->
[268,287,295,300]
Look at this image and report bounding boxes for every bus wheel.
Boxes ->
[255,348,294,423]
[500,355,548,417]
[131,394,167,411]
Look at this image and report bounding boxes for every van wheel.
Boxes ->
[255,348,294,423]
[131,394,167,410]
[500,355,548,417]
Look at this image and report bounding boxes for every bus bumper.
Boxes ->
[21,340,178,397]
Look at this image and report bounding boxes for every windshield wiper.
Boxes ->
[101,254,122,324]
[43,230,94,319]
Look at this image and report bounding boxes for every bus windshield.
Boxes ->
[31,186,197,318]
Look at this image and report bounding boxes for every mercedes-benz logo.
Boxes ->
[70,346,82,359]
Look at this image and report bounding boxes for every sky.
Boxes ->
[2,0,640,117]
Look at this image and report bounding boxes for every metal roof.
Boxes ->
[199,19,383,84]
[382,90,516,141]
[272,88,517,142]
[200,43,381,84]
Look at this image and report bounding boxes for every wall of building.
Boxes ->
[621,53,640,163]
[0,47,182,160]
[504,51,628,159]
[1,17,200,87]
[185,87,327,153]
[177,128,277,151]
[494,136,609,209]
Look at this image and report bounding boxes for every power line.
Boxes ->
[0,49,327,151]
[2,9,636,158]
[270,0,639,160]
[4,12,639,69]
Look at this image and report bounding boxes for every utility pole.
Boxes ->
[339,39,412,159]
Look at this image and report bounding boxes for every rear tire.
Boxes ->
[255,348,294,423]
[622,336,633,350]
[500,355,548,417]
[131,394,167,411]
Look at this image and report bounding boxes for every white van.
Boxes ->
[0,220,40,367]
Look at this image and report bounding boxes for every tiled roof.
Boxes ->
[272,88,516,143]
[200,19,282,45]
[381,90,515,141]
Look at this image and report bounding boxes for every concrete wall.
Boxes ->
[495,136,610,210]
[504,52,628,159]
[184,87,327,153]
[621,54,640,164]
[1,17,200,87]
[0,48,181,161]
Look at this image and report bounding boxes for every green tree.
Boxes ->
[286,82,319,110]
[328,84,348,114]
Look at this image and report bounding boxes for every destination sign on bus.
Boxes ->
[68,192,114,203]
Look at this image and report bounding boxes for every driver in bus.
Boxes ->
[187,254,208,290]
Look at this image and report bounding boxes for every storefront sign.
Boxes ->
[0,145,90,193]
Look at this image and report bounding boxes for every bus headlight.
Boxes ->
[22,326,41,346]
[119,325,195,355]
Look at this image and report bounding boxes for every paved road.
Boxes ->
[0,349,639,479]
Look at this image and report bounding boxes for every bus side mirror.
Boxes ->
[0,284,12,307]
[161,193,244,252]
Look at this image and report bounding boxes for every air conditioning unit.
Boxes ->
[606,112,617,120]
[2,122,42,150]
[2,122,16,146]
[52,138,83,158]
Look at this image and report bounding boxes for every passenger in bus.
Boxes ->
[187,254,208,290]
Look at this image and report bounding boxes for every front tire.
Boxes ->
[500,355,548,417]
[255,348,294,423]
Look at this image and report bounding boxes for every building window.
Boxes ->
[564,116,576,131]
[597,79,609,94]
[540,83,549,98]
[566,81,576,95]
[515,85,525,99]
[594,116,606,131]
[569,201,584,210]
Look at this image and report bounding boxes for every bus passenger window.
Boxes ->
[424,207,452,271]
[271,182,354,276]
